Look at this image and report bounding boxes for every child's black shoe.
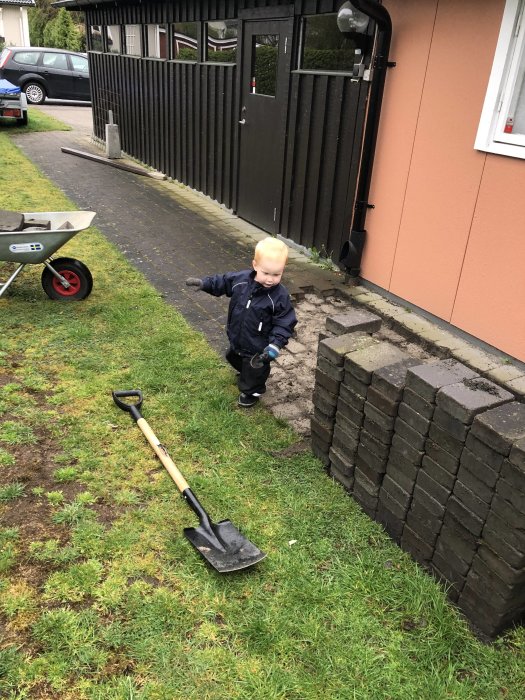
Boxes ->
[238,392,259,408]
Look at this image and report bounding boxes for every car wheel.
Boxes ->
[17,112,28,126]
[23,83,46,105]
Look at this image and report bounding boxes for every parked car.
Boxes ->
[0,47,90,104]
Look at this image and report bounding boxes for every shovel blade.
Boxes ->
[184,520,266,573]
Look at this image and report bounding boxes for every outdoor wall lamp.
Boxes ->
[337,1,371,34]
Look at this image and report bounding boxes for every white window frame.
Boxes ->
[475,0,525,158]
[125,24,142,57]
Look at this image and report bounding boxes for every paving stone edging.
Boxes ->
[312,309,525,639]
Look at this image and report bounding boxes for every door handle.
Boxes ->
[239,118,246,125]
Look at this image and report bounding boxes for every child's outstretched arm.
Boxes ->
[185,272,238,297]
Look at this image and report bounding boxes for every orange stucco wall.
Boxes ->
[362,0,525,362]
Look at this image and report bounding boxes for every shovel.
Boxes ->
[112,390,266,573]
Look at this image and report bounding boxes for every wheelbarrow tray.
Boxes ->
[0,211,96,264]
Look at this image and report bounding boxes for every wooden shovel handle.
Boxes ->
[136,417,189,493]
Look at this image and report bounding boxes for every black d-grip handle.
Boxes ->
[112,390,144,422]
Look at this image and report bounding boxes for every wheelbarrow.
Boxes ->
[0,210,96,300]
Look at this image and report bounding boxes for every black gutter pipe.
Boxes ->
[339,0,393,277]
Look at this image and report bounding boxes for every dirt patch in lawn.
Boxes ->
[0,364,107,595]
[1,434,76,580]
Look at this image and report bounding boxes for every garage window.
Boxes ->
[300,14,361,73]
[125,25,142,57]
[107,26,121,54]
[475,0,525,158]
[147,24,168,58]
[90,25,104,52]
[205,21,238,63]
[172,23,199,61]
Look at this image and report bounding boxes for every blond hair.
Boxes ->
[254,237,289,264]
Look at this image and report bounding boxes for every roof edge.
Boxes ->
[52,0,116,8]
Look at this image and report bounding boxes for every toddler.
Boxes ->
[186,237,297,407]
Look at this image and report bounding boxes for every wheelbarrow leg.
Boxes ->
[43,259,71,290]
[0,264,26,298]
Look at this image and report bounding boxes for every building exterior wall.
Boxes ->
[0,6,30,46]
[363,0,525,362]
[85,0,369,258]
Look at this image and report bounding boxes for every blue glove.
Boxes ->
[264,344,280,361]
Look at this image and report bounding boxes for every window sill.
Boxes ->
[474,140,525,160]
[292,69,356,78]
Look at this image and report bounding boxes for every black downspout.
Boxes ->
[339,0,393,278]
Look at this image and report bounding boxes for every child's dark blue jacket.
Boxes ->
[201,269,297,356]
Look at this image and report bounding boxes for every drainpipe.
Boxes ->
[338,0,393,278]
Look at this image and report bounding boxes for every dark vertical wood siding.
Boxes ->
[86,0,369,254]
[280,72,367,257]
[90,52,238,209]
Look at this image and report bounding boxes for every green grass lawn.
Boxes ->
[0,129,524,700]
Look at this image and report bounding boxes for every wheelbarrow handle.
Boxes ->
[112,390,144,421]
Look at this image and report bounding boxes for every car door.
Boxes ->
[68,54,90,101]
[40,52,72,99]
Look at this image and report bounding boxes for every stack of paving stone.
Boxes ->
[457,403,525,637]
[328,335,379,490]
[372,359,424,540]
[344,344,413,517]
[428,379,514,598]
[312,319,525,637]
[377,360,475,543]
[311,309,382,477]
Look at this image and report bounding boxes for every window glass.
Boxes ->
[497,28,525,138]
[172,23,198,60]
[70,55,88,73]
[125,25,142,56]
[107,26,121,54]
[475,0,525,157]
[90,25,104,52]
[206,21,238,63]
[42,53,68,70]
[301,14,360,72]
[147,24,168,58]
[252,35,278,97]
[14,51,39,65]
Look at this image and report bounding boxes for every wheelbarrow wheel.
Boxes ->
[41,258,93,300]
